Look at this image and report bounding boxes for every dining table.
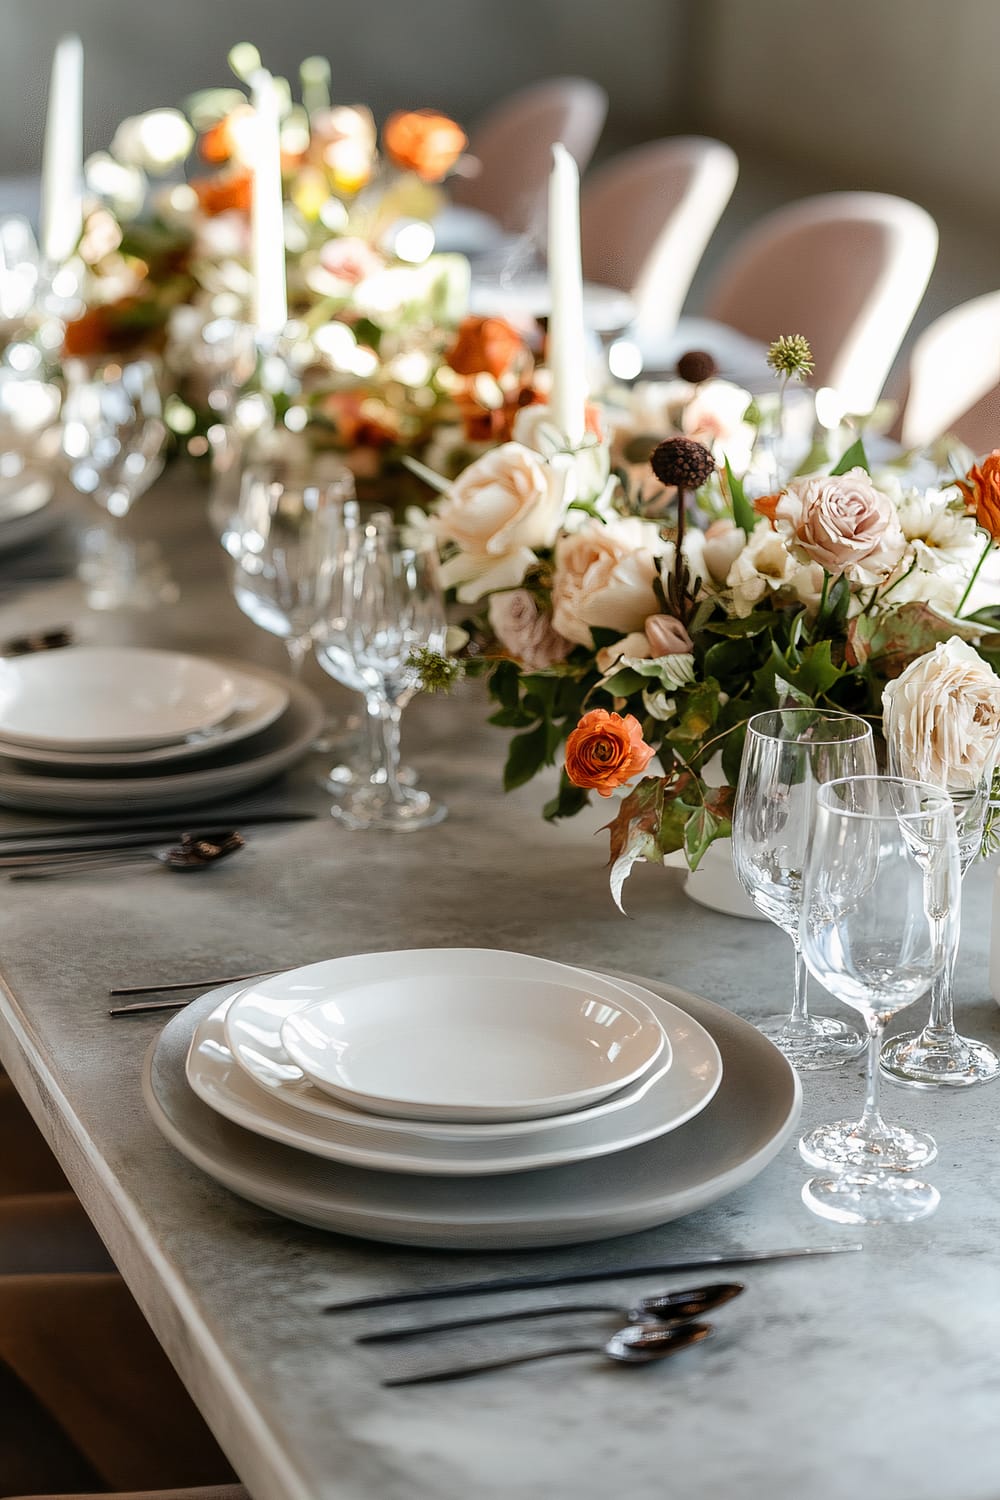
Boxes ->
[1,464,1000,1500]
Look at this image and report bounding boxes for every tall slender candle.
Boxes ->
[546,143,587,446]
[40,34,84,266]
[250,69,288,340]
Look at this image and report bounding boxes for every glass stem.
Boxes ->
[285,636,310,679]
[368,696,405,805]
[857,1015,891,1140]
[921,915,960,1046]
[789,944,810,1027]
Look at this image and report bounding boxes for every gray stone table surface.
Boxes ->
[2,469,1000,1500]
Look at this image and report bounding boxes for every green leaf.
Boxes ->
[703,612,774,639]
[542,774,589,822]
[502,724,549,791]
[723,457,757,534]
[682,803,722,871]
[599,667,646,699]
[830,439,870,476]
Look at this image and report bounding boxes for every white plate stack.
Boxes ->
[142,948,803,1250]
[0,645,322,812]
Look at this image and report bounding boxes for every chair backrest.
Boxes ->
[580,137,738,343]
[450,76,608,236]
[703,192,938,413]
[895,290,1000,452]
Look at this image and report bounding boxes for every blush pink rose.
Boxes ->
[773,468,907,586]
[643,614,694,655]
[488,589,572,669]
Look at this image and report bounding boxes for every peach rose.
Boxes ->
[447,316,527,378]
[319,237,384,285]
[551,518,663,649]
[643,614,694,656]
[383,109,467,182]
[772,468,907,585]
[883,637,1000,792]
[565,709,655,796]
[488,589,571,669]
[433,443,569,602]
[956,451,1000,542]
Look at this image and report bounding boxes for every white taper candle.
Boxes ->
[40,34,84,266]
[546,143,588,446]
[250,69,288,340]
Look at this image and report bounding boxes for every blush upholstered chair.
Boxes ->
[892,290,1000,452]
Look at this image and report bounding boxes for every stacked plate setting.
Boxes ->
[145,948,802,1249]
[0,645,322,812]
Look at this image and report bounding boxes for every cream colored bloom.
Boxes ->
[433,443,570,603]
[551,517,664,648]
[883,637,1000,791]
[110,109,194,172]
[681,379,754,470]
[774,468,907,585]
[702,518,747,585]
[727,521,824,617]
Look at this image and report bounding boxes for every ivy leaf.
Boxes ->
[703,612,774,639]
[830,438,870,476]
[604,778,665,914]
[681,803,722,870]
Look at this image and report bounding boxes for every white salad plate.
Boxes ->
[187,977,716,1175]
[146,973,800,1250]
[0,666,289,768]
[0,667,321,813]
[223,950,679,1132]
[0,646,237,750]
[276,963,666,1122]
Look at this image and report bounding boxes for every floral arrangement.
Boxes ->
[53,47,503,476]
[415,336,1000,904]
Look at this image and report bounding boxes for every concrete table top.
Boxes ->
[2,471,1000,1500]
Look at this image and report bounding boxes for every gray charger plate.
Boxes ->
[143,972,801,1250]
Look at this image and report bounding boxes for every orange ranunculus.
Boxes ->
[62,298,166,359]
[191,169,253,217]
[956,451,1000,541]
[382,109,467,182]
[752,491,783,523]
[564,709,655,797]
[457,386,540,444]
[200,118,234,165]
[447,316,526,379]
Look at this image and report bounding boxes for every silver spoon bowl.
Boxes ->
[8,829,245,880]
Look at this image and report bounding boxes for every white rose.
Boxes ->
[511,404,611,509]
[551,517,664,648]
[726,520,824,618]
[883,637,1000,791]
[702,518,747,585]
[433,443,570,603]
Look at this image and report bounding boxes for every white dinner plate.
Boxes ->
[224,950,691,1139]
[145,973,800,1249]
[0,666,321,813]
[0,665,289,768]
[187,978,715,1175]
[277,962,665,1122]
[0,646,237,750]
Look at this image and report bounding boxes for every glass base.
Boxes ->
[881,1030,1000,1089]
[329,783,447,832]
[751,1012,864,1071]
[802,1172,940,1225]
[799,1118,937,1172]
[319,761,418,794]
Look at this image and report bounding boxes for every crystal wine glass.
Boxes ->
[60,358,169,608]
[880,757,1000,1087]
[315,521,447,831]
[798,775,960,1223]
[229,467,354,677]
[731,708,876,1068]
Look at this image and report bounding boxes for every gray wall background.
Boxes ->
[2,0,997,353]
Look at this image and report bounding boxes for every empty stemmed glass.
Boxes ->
[880,766,1000,1088]
[731,708,876,1068]
[60,358,169,607]
[229,466,355,678]
[798,776,960,1223]
[315,521,447,831]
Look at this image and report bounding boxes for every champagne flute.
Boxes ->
[60,357,168,608]
[315,521,447,831]
[798,776,960,1223]
[880,757,1000,1088]
[731,708,875,1068]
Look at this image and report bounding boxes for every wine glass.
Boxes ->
[229,467,354,678]
[731,708,876,1068]
[880,752,1000,1087]
[60,358,169,608]
[798,776,960,1223]
[315,521,447,831]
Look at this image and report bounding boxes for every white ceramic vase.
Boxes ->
[671,837,766,921]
